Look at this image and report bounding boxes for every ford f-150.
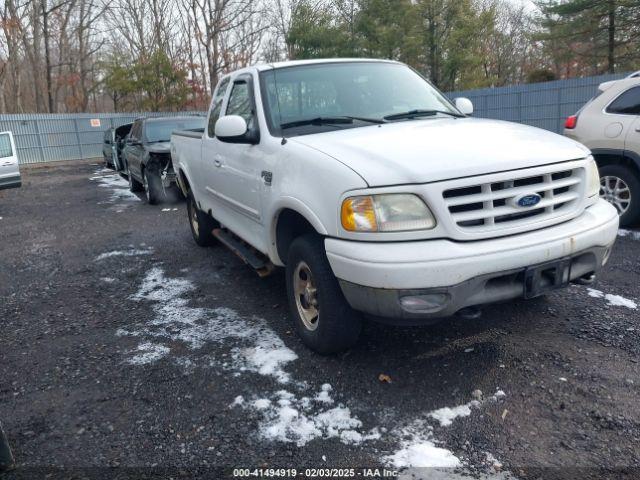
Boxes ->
[171,59,619,354]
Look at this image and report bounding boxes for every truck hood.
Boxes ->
[292,118,590,186]
[146,142,171,154]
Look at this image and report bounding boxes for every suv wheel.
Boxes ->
[143,167,163,205]
[286,234,362,354]
[187,191,218,246]
[599,164,640,227]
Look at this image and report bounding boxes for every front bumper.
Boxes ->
[325,199,619,322]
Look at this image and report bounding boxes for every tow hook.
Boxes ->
[573,272,596,285]
[456,306,482,320]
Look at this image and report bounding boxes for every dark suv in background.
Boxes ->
[123,116,205,204]
[102,122,133,171]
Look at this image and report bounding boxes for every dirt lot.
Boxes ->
[1,162,639,480]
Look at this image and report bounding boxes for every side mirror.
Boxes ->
[215,115,259,144]
[454,97,473,116]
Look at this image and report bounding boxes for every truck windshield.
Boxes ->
[260,62,460,136]
[145,118,205,143]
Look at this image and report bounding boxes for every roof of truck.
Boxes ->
[222,59,401,77]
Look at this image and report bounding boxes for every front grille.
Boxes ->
[443,168,582,231]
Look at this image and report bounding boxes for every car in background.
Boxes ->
[564,75,640,226]
[0,131,21,191]
[122,116,205,204]
[102,123,132,171]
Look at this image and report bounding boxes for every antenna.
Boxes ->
[272,64,287,145]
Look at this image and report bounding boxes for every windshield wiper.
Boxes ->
[280,116,384,130]
[383,109,464,121]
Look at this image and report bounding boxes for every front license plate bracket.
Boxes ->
[523,258,571,299]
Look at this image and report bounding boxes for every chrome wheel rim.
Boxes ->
[190,199,199,237]
[293,261,319,331]
[600,175,631,215]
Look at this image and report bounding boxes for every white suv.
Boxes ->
[0,131,21,191]
[564,75,640,226]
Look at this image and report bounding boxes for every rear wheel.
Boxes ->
[599,164,640,227]
[187,192,218,246]
[143,167,164,205]
[286,234,362,354]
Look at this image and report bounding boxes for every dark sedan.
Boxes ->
[122,116,205,204]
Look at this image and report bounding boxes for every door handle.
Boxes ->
[214,159,222,167]
[636,126,640,132]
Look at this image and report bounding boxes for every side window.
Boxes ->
[226,81,254,128]
[606,87,640,115]
[0,134,13,158]
[207,77,230,137]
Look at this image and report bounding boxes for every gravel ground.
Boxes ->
[1,161,639,480]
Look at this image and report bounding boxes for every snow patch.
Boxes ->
[90,171,140,203]
[428,404,472,427]
[120,266,298,383]
[100,277,116,283]
[384,419,460,469]
[618,229,640,241]
[252,389,380,447]
[587,288,637,309]
[128,342,170,365]
[95,248,153,261]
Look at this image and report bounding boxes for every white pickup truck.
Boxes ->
[171,59,619,354]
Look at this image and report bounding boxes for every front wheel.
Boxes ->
[143,167,164,205]
[599,164,640,227]
[286,234,362,354]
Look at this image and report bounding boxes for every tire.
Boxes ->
[186,191,218,246]
[128,166,143,193]
[599,164,640,227]
[286,234,362,354]
[143,166,164,205]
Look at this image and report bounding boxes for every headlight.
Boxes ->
[586,157,600,198]
[341,194,436,232]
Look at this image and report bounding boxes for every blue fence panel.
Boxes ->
[0,112,205,165]
[447,72,629,133]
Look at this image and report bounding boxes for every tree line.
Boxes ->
[0,0,639,114]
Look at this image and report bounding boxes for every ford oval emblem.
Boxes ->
[516,193,542,208]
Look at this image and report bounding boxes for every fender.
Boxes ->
[591,148,640,169]
[268,196,329,265]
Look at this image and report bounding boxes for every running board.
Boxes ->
[212,228,275,277]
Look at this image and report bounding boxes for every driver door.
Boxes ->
[204,74,266,251]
